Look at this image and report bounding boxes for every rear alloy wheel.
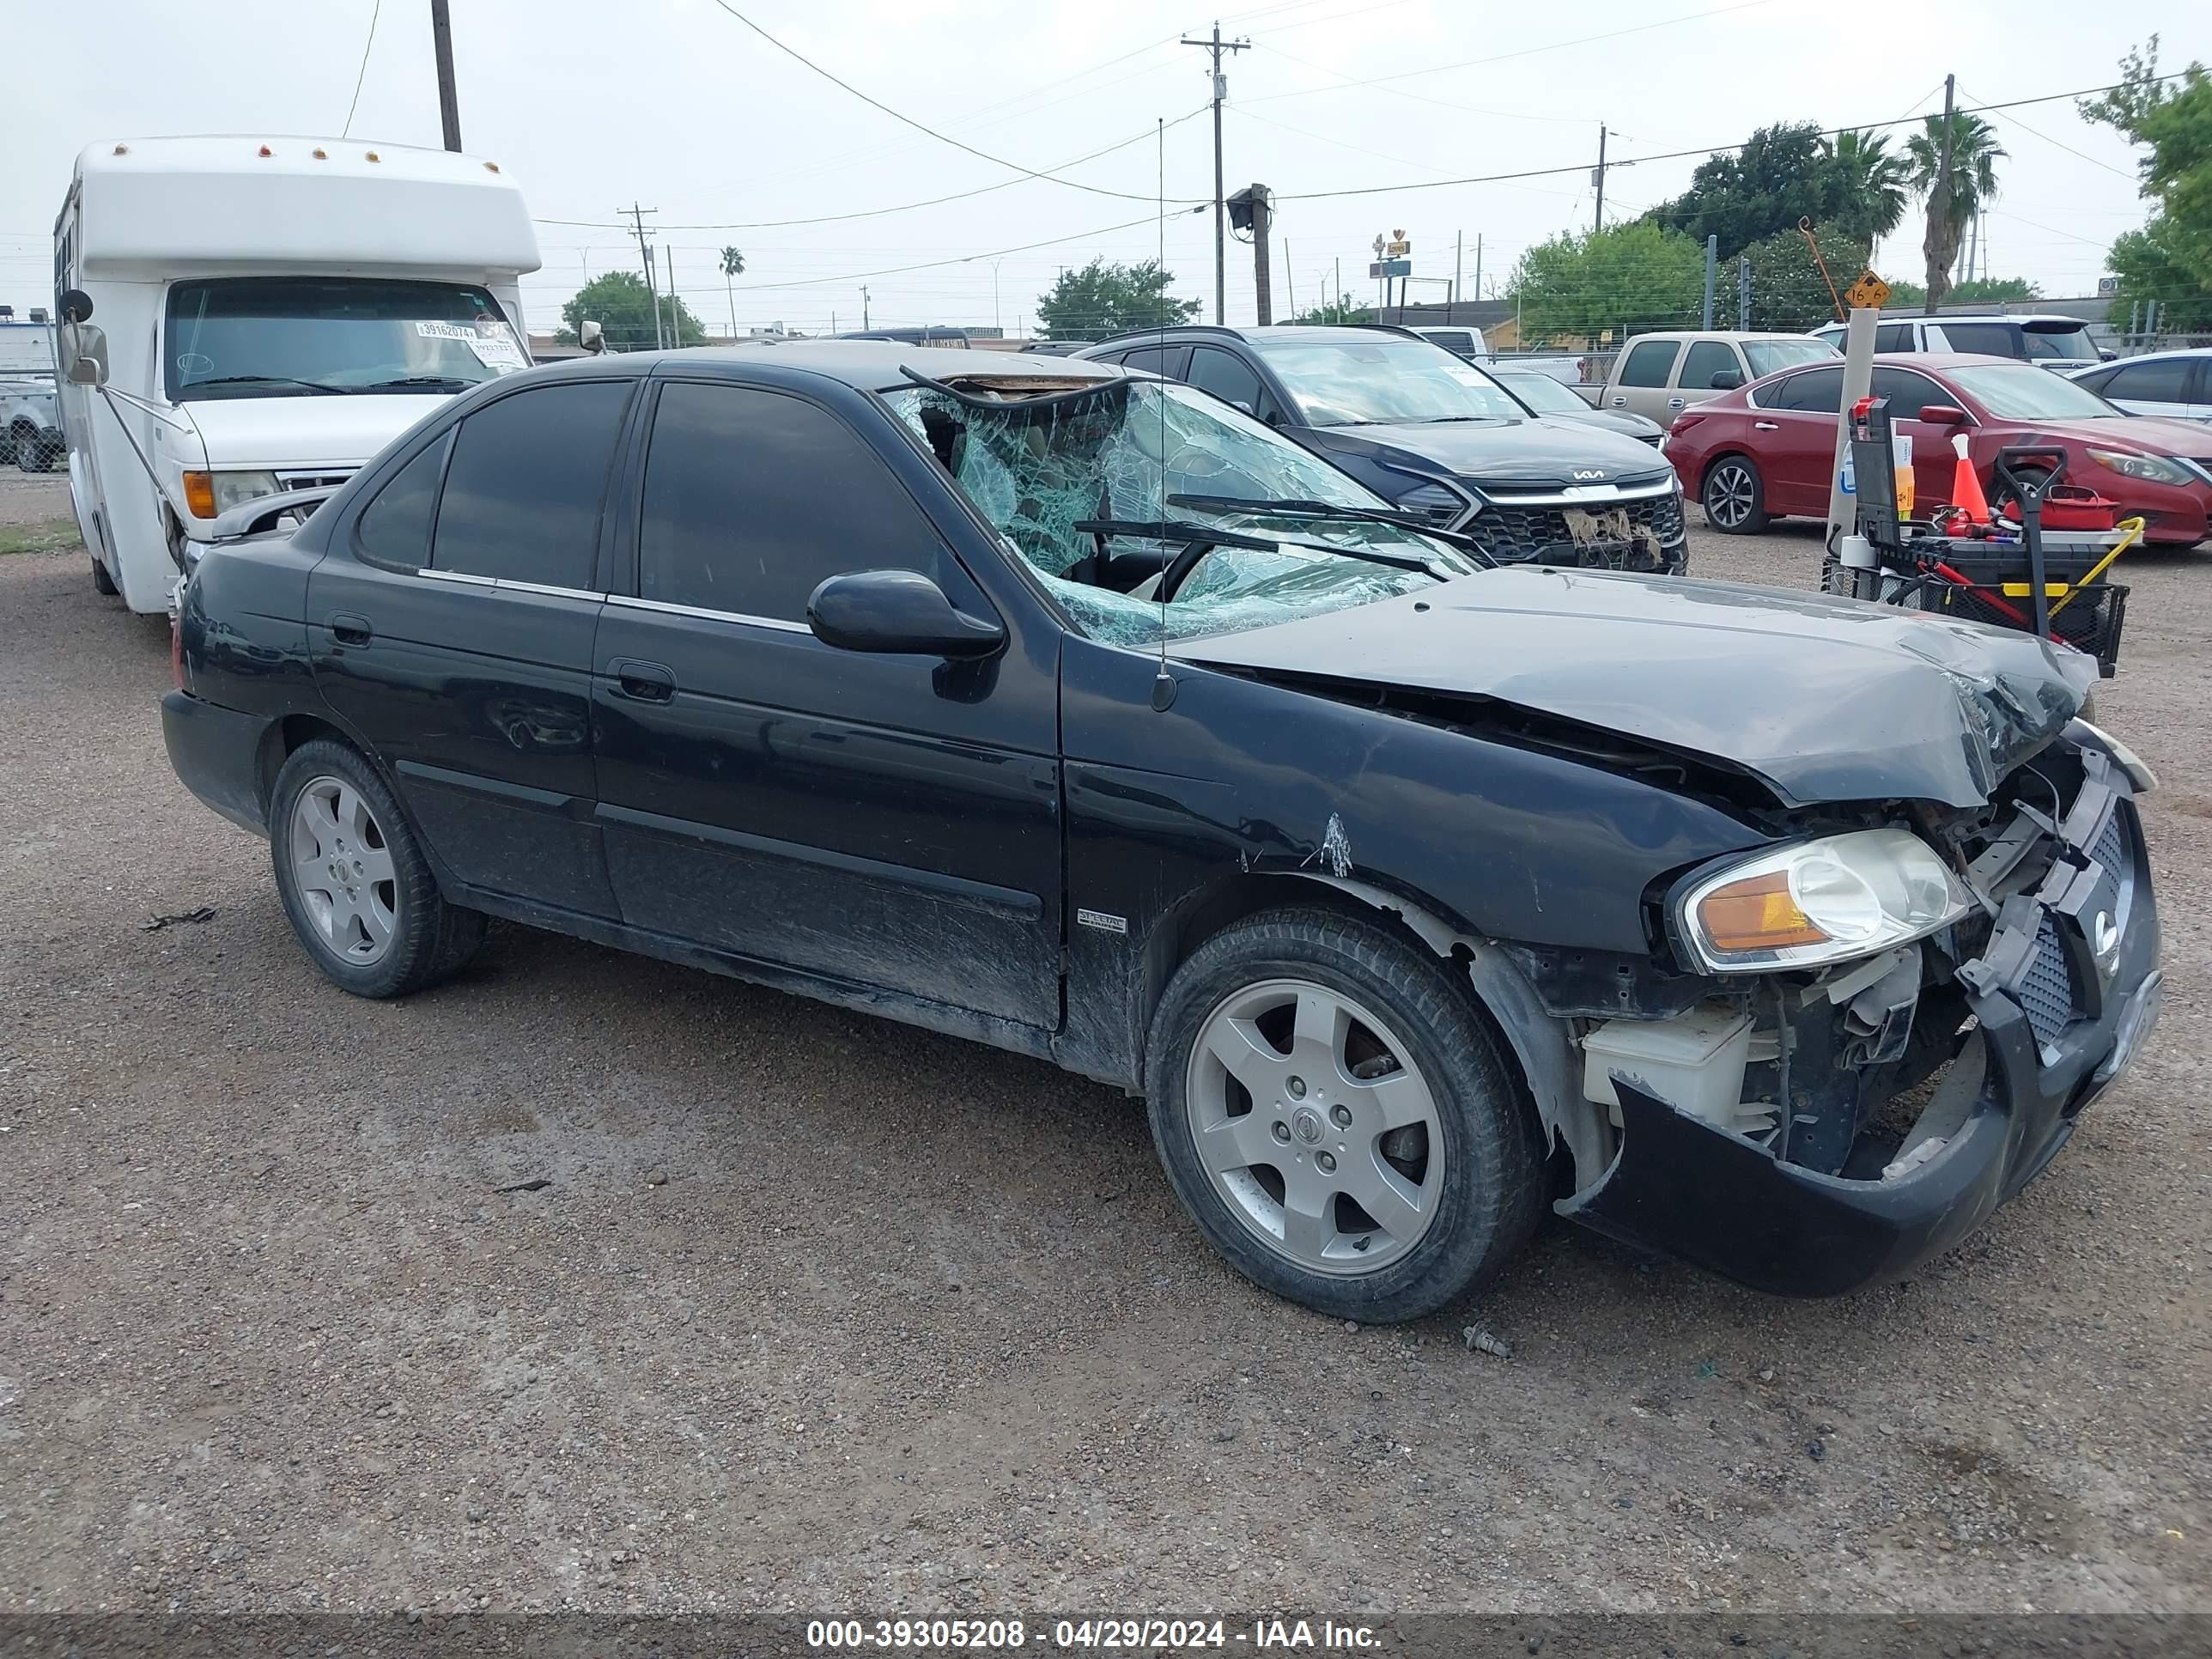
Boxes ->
[270,739,485,999]
[1701,455,1768,533]
[1146,908,1545,1322]
[15,431,52,472]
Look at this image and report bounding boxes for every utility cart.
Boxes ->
[1822,397,2140,677]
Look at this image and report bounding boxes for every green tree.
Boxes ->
[1507,222,1704,346]
[1650,123,1841,259]
[1740,225,1870,331]
[1826,129,1910,245]
[1881,276,2041,307]
[2080,38,2212,327]
[1034,258,1200,339]
[719,246,746,340]
[1905,112,2007,311]
[1286,296,1375,325]
[556,270,707,350]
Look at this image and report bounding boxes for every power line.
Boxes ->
[341,0,382,139]
[533,109,1209,233]
[698,0,1197,204]
[1960,83,2139,182]
[1270,75,2192,204]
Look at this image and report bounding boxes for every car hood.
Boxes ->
[1302,417,1674,488]
[1177,566,2098,810]
[1547,407,1662,441]
[178,393,454,470]
[2025,415,2212,461]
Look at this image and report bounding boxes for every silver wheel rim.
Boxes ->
[1184,977,1445,1278]
[287,775,398,966]
[1706,461,1753,527]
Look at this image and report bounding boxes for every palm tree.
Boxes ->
[719,246,745,341]
[1826,129,1909,246]
[1905,113,2005,309]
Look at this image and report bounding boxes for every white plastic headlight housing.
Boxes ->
[2086,447,2192,488]
[212,470,283,514]
[1677,828,1971,975]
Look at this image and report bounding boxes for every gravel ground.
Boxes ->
[2,483,2208,1618]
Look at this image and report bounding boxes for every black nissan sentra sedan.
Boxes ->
[161,343,2163,1321]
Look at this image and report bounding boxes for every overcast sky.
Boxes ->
[3,0,2202,338]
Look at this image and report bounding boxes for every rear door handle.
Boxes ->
[611,658,676,702]
[1753,421,1779,431]
[330,612,373,646]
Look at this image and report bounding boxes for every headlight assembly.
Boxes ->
[2086,447,2192,488]
[181,470,283,520]
[1676,828,1970,974]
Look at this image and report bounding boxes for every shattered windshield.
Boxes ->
[884,377,1475,647]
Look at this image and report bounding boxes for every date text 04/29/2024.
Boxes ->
[805,1618,1382,1650]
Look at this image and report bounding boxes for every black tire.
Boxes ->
[1144,906,1546,1322]
[89,551,118,596]
[1700,453,1769,534]
[268,738,485,999]
[14,430,51,472]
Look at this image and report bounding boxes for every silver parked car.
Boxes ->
[1488,366,1664,447]
[2065,349,2212,424]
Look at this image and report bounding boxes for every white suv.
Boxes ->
[1810,313,2105,368]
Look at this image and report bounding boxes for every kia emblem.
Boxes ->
[1573,469,1605,480]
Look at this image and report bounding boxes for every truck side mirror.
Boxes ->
[1709,370,1744,391]
[58,288,94,325]
[579,319,605,355]
[64,323,109,387]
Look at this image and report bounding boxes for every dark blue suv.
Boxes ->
[1077,324,1687,570]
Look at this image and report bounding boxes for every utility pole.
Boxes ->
[1738,257,1751,331]
[429,0,463,152]
[1283,240,1294,318]
[1455,231,1463,307]
[1702,234,1718,330]
[664,245,680,344]
[1923,73,1955,315]
[1249,188,1273,325]
[1474,234,1482,307]
[1592,125,1607,233]
[624,204,660,350]
[861,286,871,331]
[1182,22,1251,325]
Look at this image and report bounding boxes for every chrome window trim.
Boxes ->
[415,568,605,601]
[606,592,813,635]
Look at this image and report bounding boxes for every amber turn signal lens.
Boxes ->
[1696,871,1828,952]
[181,471,217,520]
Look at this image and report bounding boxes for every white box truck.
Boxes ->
[52,137,542,612]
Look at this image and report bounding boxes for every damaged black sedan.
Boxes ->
[161,344,2163,1321]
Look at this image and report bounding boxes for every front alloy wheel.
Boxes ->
[1187,978,1443,1275]
[1146,907,1546,1322]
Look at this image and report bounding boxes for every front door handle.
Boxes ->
[330,612,373,646]
[611,658,676,702]
[1753,420,1779,431]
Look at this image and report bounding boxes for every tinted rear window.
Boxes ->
[431,381,631,589]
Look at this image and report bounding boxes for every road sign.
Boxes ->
[1385,229,1412,257]
[1844,270,1892,311]
[2097,276,2120,297]
[1369,259,1412,279]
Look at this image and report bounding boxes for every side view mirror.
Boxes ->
[59,288,94,325]
[1918,404,1971,427]
[1708,370,1744,391]
[65,323,109,387]
[807,569,1005,659]
[579,319,605,355]
[2099,349,2118,362]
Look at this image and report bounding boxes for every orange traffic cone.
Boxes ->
[1950,433,1993,526]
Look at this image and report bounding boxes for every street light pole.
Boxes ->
[1182,22,1251,325]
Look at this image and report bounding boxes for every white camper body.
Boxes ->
[54,137,542,612]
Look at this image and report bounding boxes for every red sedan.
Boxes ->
[1668,352,2212,546]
